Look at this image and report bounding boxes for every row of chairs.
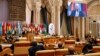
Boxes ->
[36,49,68,56]
[1,46,100,56]
[14,40,68,56]
[14,36,100,56]
[36,49,100,56]
[13,41,100,56]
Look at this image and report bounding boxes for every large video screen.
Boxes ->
[67,2,87,17]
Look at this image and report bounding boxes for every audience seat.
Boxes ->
[43,38,64,44]
[55,48,68,56]
[75,45,84,53]
[34,36,43,42]
[18,37,27,41]
[36,50,55,56]
[43,37,64,49]
[45,44,55,49]
[85,52,100,56]
[93,46,100,52]
[15,41,31,47]
[65,55,84,56]
[0,48,12,56]
[64,40,75,48]
[14,46,30,56]
[27,33,34,41]
[14,41,31,56]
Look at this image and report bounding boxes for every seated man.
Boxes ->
[28,41,45,56]
[76,37,80,42]
[57,39,64,49]
[85,34,97,45]
[67,46,75,55]
[0,45,2,52]
[82,44,93,54]
[58,42,63,48]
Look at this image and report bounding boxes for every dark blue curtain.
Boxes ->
[65,9,73,35]
[41,7,48,33]
[31,10,33,23]
[60,10,64,27]
[60,8,73,35]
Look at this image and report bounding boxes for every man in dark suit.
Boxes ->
[0,45,2,52]
[71,10,85,17]
[82,44,93,54]
[28,41,45,56]
[67,46,75,55]
[70,4,85,17]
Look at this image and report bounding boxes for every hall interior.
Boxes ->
[0,0,100,56]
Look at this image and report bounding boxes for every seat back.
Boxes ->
[85,52,100,56]
[34,36,43,42]
[55,48,68,56]
[14,41,31,56]
[14,46,30,56]
[64,40,75,48]
[18,37,27,41]
[36,50,55,56]
[75,45,84,53]
[0,48,12,56]
[93,46,100,52]
[27,33,34,41]
[64,55,84,56]
[44,38,64,49]
[15,41,31,47]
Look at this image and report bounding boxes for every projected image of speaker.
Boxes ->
[67,2,87,17]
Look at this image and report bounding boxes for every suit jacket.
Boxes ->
[71,10,85,17]
[0,45,2,52]
[28,45,45,56]
[88,50,93,53]
[82,44,93,54]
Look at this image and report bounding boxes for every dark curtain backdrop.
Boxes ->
[41,7,48,33]
[65,9,73,35]
[60,10,64,27]
[60,8,73,35]
[31,10,33,23]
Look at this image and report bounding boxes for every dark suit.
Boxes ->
[88,38,97,45]
[82,44,93,54]
[71,10,85,17]
[0,45,2,52]
[88,50,93,53]
[28,45,45,56]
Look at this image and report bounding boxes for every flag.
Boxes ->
[2,22,6,34]
[12,22,17,35]
[29,23,34,32]
[7,22,12,35]
[0,22,2,35]
[17,21,22,34]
